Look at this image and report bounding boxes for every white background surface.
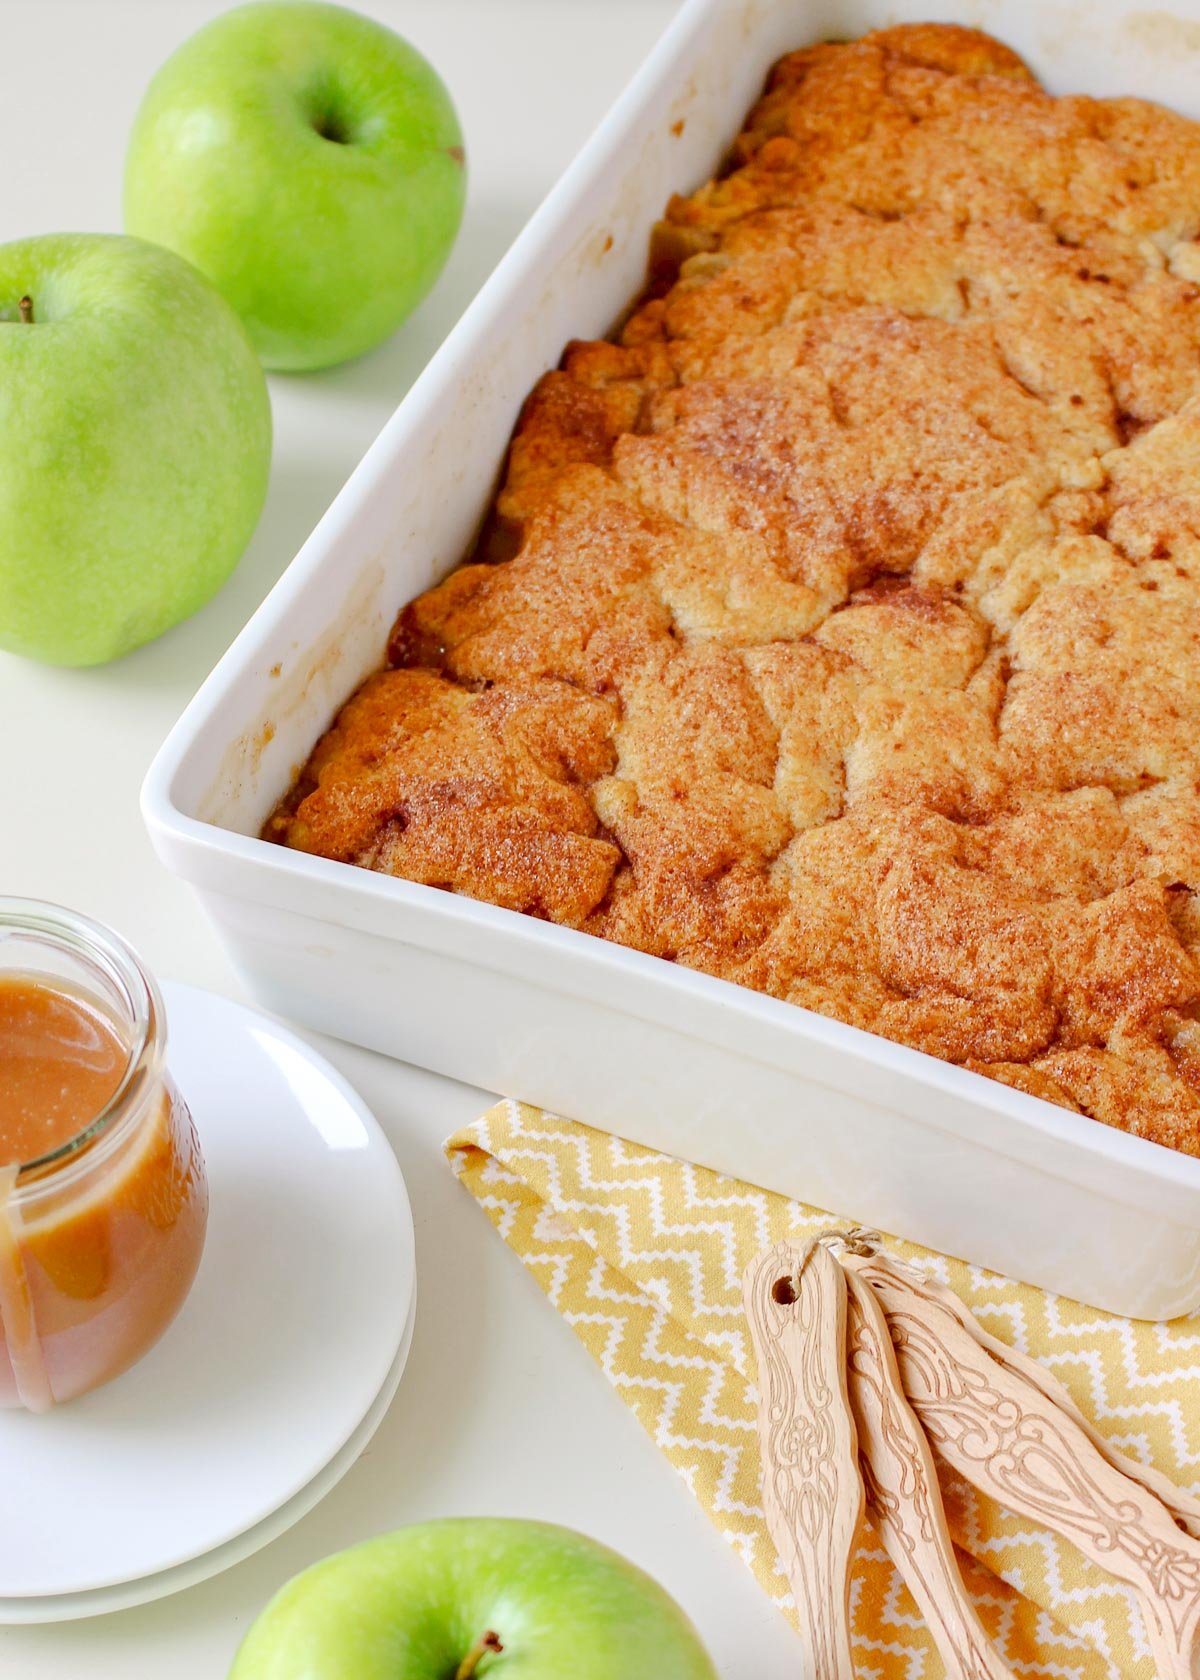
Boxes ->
[0,2,802,1675]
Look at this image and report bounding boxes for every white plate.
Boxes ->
[0,981,415,1612]
[0,1298,415,1624]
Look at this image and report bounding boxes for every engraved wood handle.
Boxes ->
[844,1270,1017,1680]
[846,1252,1200,1680]
[744,1241,863,1679]
[869,1253,1200,1541]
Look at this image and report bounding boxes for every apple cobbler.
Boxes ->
[269,23,1200,1155]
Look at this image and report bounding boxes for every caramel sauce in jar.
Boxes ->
[0,904,208,1410]
[0,980,128,1166]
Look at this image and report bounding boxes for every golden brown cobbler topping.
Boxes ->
[269,24,1200,1155]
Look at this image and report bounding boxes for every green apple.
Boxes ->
[0,233,271,667]
[228,1519,719,1680]
[123,1,467,372]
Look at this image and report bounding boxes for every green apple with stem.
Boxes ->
[124,1,467,371]
[0,233,271,667]
[228,1519,719,1679]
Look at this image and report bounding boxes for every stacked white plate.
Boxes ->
[0,983,416,1623]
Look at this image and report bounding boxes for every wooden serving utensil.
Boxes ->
[869,1253,1200,1541]
[843,1268,1017,1680]
[743,1240,863,1679]
[845,1249,1200,1680]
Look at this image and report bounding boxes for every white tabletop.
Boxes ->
[0,2,801,1675]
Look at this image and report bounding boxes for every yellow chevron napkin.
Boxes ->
[447,1100,1200,1680]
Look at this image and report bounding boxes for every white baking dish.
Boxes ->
[143,0,1200,1320]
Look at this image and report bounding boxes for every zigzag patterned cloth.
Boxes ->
[446,1100,1200,1680]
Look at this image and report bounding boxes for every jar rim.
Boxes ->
[0,898,164,1184]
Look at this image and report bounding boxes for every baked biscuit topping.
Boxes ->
[270,24,1200,1155]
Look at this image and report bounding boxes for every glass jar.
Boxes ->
[0,900,208,1410]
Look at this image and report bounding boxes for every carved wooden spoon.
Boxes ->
[743,1240,862,1679]
[865,1253,1200,1541]
[846,1249,1200,1680]
[844,1267,1017,1680]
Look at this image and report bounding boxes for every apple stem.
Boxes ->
[455,1630,503,1679]
[17,295,33,325]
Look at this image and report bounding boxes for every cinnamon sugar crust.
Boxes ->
[269,24,1200,1155]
